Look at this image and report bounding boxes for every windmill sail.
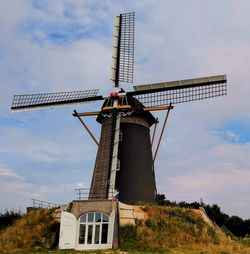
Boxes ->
[11,89,102,112]
[130,74,227,107]
[110,12,135,86]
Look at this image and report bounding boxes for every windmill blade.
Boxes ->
[110,12,135,86]
[128,75,227,107]
[11,89,103,112]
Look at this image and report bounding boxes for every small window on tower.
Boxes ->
[119,131,123,141]
[116,159,120,171]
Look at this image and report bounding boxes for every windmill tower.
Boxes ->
[11,12,227,205]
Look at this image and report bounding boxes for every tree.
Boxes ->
[156,194,166,206]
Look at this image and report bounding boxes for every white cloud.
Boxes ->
[0,126,97,163]
[0,164,25,180]
[215,130,240,143]
[162,168,250,219]
[156,126,250,218]
[166,169,250,195]
[61,182,88,189]
[0,174,73,210]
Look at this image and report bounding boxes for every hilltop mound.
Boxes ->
[0,205,249,253]
[0,208,59,253]
[120,205,250,253]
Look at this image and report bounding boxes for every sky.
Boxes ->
[0,0,250,219]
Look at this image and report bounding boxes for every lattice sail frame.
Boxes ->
[11,89,101,112]
[131,75,227,107]
[110,12,135,85]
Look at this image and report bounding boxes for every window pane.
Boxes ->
[103,214,109,222]
[87,225,93,244]
[79,224,86,244]
[87,213,94,222]
[101,224,108,244]
[95,213,101,222]
[95,225,100,244]
[80,214,86,223]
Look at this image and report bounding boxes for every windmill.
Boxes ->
[11,12,227,205]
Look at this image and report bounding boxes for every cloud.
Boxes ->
[0,164,25,180]
[0,164,59,210]
[0,171,76,210]
[166,169,250,195]
[155,125,250,218]
[163,168,250,219]
[18,1,111,45]
[61,182,87,189]
[0,127,68,162]
[0,125,97,163]
[223,130,240,143]
[214,121,250,144]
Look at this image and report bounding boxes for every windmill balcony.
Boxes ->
[75,187,117,201]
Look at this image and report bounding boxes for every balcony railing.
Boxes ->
[75,186,117,200]
[31,199,60,209]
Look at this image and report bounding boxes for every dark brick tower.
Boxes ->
[89,96,157,204]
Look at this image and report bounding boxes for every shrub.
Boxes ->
[0,208,59,253]
[0,209,22,232]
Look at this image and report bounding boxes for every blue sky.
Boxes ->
[215,121,250,144]
[1,0,250,219]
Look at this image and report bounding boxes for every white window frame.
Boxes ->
[76,211,115,250]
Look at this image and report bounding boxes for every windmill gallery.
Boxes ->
[11,13,227,250]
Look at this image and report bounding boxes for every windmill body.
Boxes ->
[115,111,156,204]
[90,95,157,204]
[11,12,227,205]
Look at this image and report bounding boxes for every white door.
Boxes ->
[59,211,77,249]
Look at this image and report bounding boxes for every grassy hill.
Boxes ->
[0,206,250,253]
[120,205,250,253]
[0,208,59,253]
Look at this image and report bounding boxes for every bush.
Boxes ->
[0,208,60,253]
[0,209,22,232]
